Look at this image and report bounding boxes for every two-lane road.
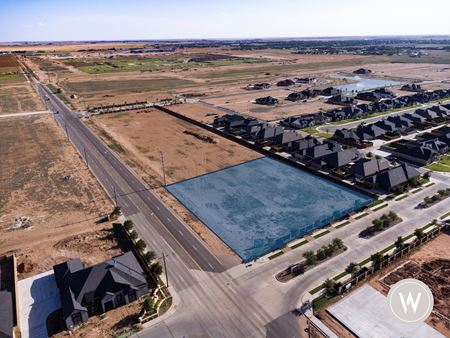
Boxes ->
[36,83,226,273]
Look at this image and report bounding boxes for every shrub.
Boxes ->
[123,220,134,232]
[143,296,154,312]
[303,251,317,266]
[332,238,343,250]
[143,251,156,263]
[346,262,360,275]
[151,262,163,276]
[129,230,138,240]
[136,239,147,252]
[394,236,404,250]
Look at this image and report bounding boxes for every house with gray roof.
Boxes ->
[366,163,420,191]
[349,157,391,179]
[355,124,386,140]
[319,148,361,169]
[54,252,148,329]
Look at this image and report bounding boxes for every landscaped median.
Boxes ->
[121,219,173,324]
[417,188,450,208]
[308,220,444,312]
[276,238,345,282]
[359,211,402,238]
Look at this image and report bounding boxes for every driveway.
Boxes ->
[18,270,61,338]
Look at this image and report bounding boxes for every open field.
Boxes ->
[0,84,45,113]
[426,155,450,172]
[168,103,227,124]
[63,54,267,74]
[0,114,113,276]
[0,55,25,84]
[86,108,261,262]
[88,108,261,185]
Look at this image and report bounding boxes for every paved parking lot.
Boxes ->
[18,270,61,338]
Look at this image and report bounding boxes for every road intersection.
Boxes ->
[36,82,450,337]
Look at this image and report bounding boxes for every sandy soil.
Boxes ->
[87,108,260,262]
[368,232,450,337]
[0,115,112,273]
[362,63,450,82]
[0,84,44,113]
[167,102,227,124]
[89,108,261,185]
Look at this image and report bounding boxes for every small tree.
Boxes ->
[332,238,344,250]
[394,236,404,250]
[129,230,138,240]
[151,262,163,276]
[123,220,134,232]
[143,250,156,264]
[143,296,154,312]
[324,278,336,295]
[414,228,425,239]
[346,262,359,275]
[316,248,326,261]
[370,252,383,265]
[136,239,147,252]
[303,251,317,266]
[388,211,398,222]
[423,171,431,181]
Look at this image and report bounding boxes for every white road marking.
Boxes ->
[192,245,198,251]
[178,230,184,236]
[208,263,215,270]
[167,217,172,222]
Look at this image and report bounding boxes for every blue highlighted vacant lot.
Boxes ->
[167,157,373,262]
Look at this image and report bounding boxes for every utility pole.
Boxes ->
[113,185,118,206]
[160,151,166,187]
[162,252,168,287]
[83,147,89,168]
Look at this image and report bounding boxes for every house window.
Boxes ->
[128,290,137,302]
[71,312,83,326]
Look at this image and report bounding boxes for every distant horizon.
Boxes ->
[1,0,449,42]
[2,34,450,45]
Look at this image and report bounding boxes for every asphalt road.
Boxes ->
[36,83,225,273]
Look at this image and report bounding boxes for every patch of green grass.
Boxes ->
[440,211,450,220]
[335,221,350,229]
[333,270,349,281]
[158,296,173,316]
[313,230,330,239]
[312,294,336,312]
[115,327,141,338]
[368,199,383,208]
[268,251,284,260]
[395,194,408,201]
[290,239,308,250]
[424,182,435,187]
[411,188,422,194]
[309,284,325,295]
[301,126,333,138]
[372,204,388,211]
[426,156,450,173]
[354,212,368,220]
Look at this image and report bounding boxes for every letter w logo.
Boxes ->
[398,292,422,314]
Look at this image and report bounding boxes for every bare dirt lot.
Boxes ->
[87,108,260,263]
[0,84,44,113]
[0,115,113,276]
[369,232,450,337]
[168,102,227,124]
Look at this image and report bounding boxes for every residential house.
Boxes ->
[254,96,279,105]
[286,92,305,102]
[214,114,246,130]
[401,83,423,92]
[328,94,357,106]
[356,91,383,102]
[353,68,372,75]
[366,163,421,191]
[290,136,321,152]
[387,140,440,165]
[374,119,399,134]
[272,131,304,148]
[54,252,148,329]
[276,79,295,87]
[355,124,386,140]
[415,108,439,121]
[295,77,316,84]
[248,83,271,90]
[373,88,396,99]
[349,157,391,179]
[321,87,341,96]
[319,148,361,169]
[252,125,284,142]
[298,141,342,161]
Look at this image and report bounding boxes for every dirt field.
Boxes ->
[168,103,227,124]
[369,232,450,337]
[87,108,260,263]
[0,84,44,113]
[0,114,113,276]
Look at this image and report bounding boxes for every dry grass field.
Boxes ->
[0,115,114,277]
[86,108,260,263]
[0,55,44,113]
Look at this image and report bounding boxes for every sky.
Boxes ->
[1,0,450,42]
